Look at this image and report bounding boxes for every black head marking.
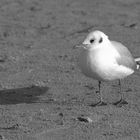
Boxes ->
[99,37,103,43]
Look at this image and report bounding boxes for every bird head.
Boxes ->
[81,30,109,50]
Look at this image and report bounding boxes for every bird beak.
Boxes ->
[74,43,89,49]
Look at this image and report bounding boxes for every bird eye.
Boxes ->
[99,37,103,43]
[90,39,94,43]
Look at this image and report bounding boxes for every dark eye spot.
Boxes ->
[99,37,103,43]
[90,39,94,43]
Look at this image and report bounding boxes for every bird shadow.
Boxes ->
[0,85,49,105]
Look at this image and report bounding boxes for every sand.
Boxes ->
[0,0,140,139]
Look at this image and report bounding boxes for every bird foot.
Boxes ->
[90,101,107,107]
[113,99,128,107]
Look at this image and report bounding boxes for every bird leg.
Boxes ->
[90,81,107,107]
[113,79,128,106]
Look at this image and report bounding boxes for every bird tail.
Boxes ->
[135,57,140,69]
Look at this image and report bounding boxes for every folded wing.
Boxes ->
[111,41,136,71]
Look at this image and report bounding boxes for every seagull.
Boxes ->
[77,30,140,106]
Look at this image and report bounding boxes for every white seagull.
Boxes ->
[77,30,140,106]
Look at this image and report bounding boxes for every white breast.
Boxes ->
[83,46,133,81]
